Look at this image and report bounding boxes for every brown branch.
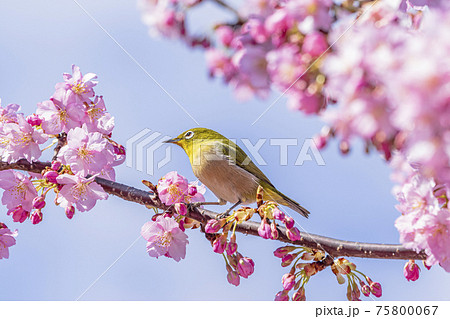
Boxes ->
[0,159,427,260]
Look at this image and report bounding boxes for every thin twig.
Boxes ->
[0,159,427,260]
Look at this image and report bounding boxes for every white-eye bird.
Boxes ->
[164,128,310,218]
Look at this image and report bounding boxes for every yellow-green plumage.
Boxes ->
[165,128,310,218]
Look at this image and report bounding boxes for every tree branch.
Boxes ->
[0,159,427,261]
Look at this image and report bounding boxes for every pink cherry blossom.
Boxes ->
[157,171,189,205]
[58,125,113,176]
[0,103,20,124]
[7,206,29,223]
[141,215,189,262]
[84,96,115,135]
[138,0,186,39]
[55,65,97,104]
[56,173,108,212]
[0,226,18,259]
[0,170,38,212]
[36,90,86,134]
[0,114,47,162]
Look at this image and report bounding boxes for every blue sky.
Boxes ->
[1,0,449,301]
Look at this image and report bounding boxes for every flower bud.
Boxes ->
[205,219,224,233]
[370,281,382,298]
[174,203,187,216]
[44,170,59,184]
[65,205,75,219]
[274,290,289,301]
[272,207,285,221]
[336,273,345,285]
[226,233,237,255]
[32,196,46,210]
[30,210,43,225]
[187,185,197,196]
[237,256,255,278]
[273,246,297,258]
[258,218,271,239]
[281,273,296,291]
[403,260,420,281]
[270,221,279,239]
[51,160,62,171]
[212,233,227,254]
[281,253,296,267]
[284,216,294,229]
[286,227,302,241]
[360,281,370,297]
[26,113,42,126]
[0,222,6,229]
[226,265,240,286]
[292,287,306,301]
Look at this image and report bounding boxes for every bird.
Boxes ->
[164,128,310,218]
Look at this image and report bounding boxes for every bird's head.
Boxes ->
[164,128,227,160]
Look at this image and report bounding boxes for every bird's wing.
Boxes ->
[216,139,275,187]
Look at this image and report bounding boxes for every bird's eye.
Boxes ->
[184,131,194,139]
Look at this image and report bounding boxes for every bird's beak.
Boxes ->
[163,137,182,144]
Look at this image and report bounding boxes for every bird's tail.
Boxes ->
[262,184,310,218]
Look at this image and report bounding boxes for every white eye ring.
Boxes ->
[184,131,194,139]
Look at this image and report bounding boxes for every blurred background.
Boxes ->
[0,0,449,301]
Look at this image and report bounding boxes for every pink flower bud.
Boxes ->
[284,216,294,229]
[44,171,59,184]
[270,221,279,239]
[0,222,6,229]
[360,281,370,297]
[274,290,289,301]
[226,234,237,255]
[174,203,187,216]
[7,206,29,223]
[30,210,43,225]
[32,196,46,210]
[205,219,223,233]
[403,260,420,281]
[65,205,75,219]
[370,281,382,298]
[292,287,306,301]
[281,273,296,291]
[226,265,240,286]
[237,256,255,278]
[258,218,271,239]
[274,246,297,258]
[212,234,227,254]
[26,113,42,126]
[281,253,296,267]
[187,185,197,196]
[51,161,62,171]
[286,227,302,241]
[113,144,126,156]
[178,219,186,232]
[273,207,285,221]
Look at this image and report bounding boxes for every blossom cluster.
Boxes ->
[274,247,382,301]
[0,65,121,232]
[140,0,450,274]
[150,171,256,283]
[394,172,450,271]
[140,171,205,262]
